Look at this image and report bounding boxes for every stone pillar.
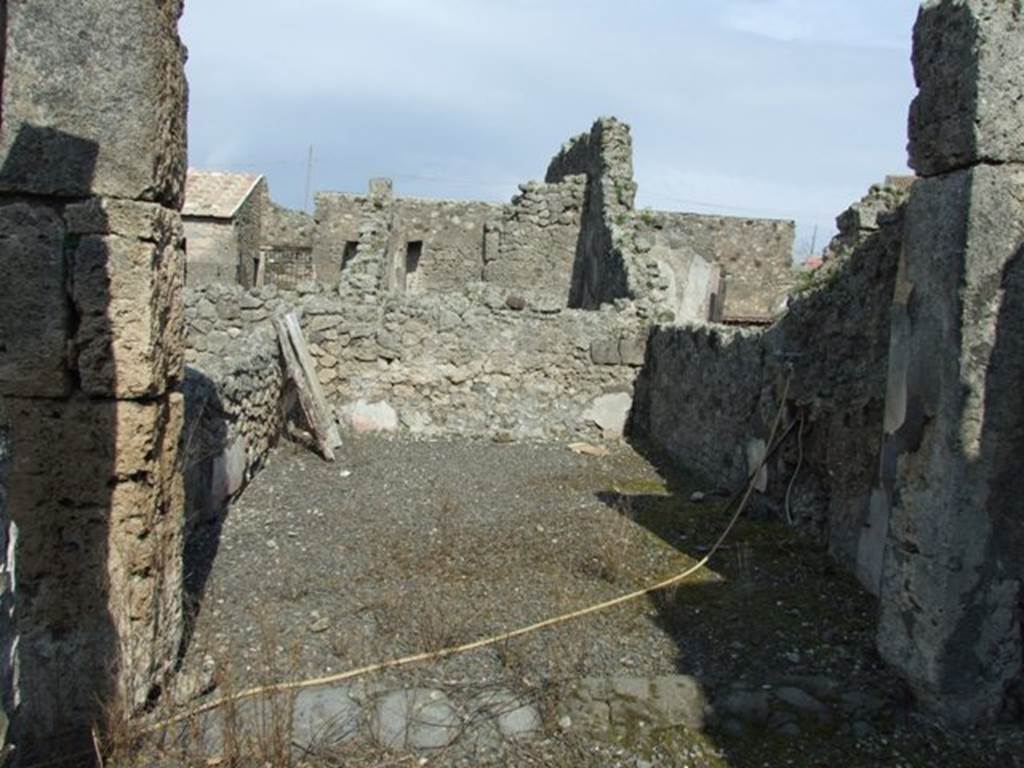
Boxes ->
[0,0,188,759]
[876,0,1024,725]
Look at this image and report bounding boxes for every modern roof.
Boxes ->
[182,170,264,219]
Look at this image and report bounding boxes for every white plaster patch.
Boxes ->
[584,392,633,440]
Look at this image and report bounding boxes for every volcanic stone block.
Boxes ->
[6,394,182,509]
[72,230,185,398]
[876,163,1024,724]
[64,198,181,242]
[0,0,187,205]
[909,0,1024,176]
[6,393,185,716]
[0,203,71,398]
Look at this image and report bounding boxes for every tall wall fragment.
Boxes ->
[0,0,188,759]
[876,0,1024,724]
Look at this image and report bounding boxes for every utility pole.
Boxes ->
[808,224,819,261]
[303,144,315,212]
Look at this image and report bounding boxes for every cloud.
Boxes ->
[716,0,918,49]
[180,1,918,240]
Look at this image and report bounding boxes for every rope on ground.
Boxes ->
[785,410,805,526]
[146,374,795,735]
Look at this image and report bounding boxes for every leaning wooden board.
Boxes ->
[274,312,342,461]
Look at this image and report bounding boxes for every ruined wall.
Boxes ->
[633,211,795,320]
[632,179,909,583]
[185,283,647,442]
[262,200,315,251]
[182,286,285,523]
[874,0,1024,725]
[313,191,389,296]
[234,178,266,288]
[547,118,637,309]
[261,199,315,290]
[184,218,239,286]
[0,0,188,758]
[389,198,499,294]
[484,177,586,303]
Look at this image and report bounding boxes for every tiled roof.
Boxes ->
[182,169,264,219]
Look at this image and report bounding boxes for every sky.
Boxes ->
[180,1,920,258]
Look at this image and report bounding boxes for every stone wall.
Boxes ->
[874,0,1024,725]
[0,0,188,759]
[262,199,315,252]
[234,178,266,288]
[184,179,266,290]
[389,198,500,294]
[261,199,315,291]
[484,177,586,303]
[182,286,285,522]
[184,218,240,286]
[631,178,910,584]
[633,211,795,320]
[313,190,390,294]
[546,118,637,309]
[184,283,648,443]
[0,402,13,757]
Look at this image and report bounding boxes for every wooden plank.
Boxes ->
[254,251,267,289]
[274,313,336,462]
[283,312,343,450]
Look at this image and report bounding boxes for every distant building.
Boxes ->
[182,170,267,288]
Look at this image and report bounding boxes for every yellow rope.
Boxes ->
[144,374,794,737]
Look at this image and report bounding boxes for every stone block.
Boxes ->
[6,394,182,511]
[6,392,183,700]
[64,198,182,242]
[0,0,187,205]
[72,231,185,398]
[876,164,1024,724]
[590,339,621,366]
[909,0,1024,175]
[618,332,649,367]
[0,203,71,397]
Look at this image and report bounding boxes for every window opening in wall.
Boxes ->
[342,241,359,271]
[405,241,423,293]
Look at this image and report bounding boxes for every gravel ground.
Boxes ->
[151,435,1023,768]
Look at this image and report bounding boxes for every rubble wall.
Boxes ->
[485,176,586,304]
[631,180,909,583]
[546,118,637,309]
[181,288,285,523]
[389,198,500,294]
[0,0,188,758]
[184,283,647,442]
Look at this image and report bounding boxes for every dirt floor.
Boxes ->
[133,435,1023,767]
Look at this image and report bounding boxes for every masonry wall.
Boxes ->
[0,0,188,759]
[182,286,285,523]
[313,192,388,293]
[485,177,586,303]
[261,199,315,290]
[234,178,266,288]
[873,0,1024,724]
[547,118,637,309]
[634,211,795,320]
[185,218,239,286]
[184,283,647,442]
[389,198,500,294]
[632,179,909,584]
